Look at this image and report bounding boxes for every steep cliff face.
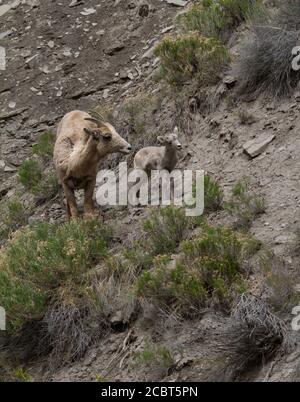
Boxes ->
[0,0,300,382]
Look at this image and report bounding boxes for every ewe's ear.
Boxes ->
[157,136,165,145]
[84,128,98,140]
[84,127,94,137]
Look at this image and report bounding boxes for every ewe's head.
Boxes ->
[84,118,132,156]
[157,127,182,150]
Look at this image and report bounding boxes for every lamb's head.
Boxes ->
[157,127,182,150]
[84,118,132,156]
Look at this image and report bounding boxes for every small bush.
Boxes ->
[134,341,174,373]
[137,226,259,315]
[178,0,263,41]
[143,206,190,255]
[18,160,58,199]
[18,159,43,193]
[204,175,224,212]
[233,26,300,98]
[106,244,153,281]
[0,198,31,240]
[224,179,265,229]
[0,219,112,331]
[154,33,230,87]
[34,172,59,201]
[32,131,55,160]
[14,368,33,382]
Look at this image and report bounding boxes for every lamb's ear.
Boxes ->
[157,136,165,144]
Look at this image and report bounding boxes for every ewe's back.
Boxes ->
[54,110,90,180]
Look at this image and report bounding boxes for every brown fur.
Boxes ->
[54,110,131,219]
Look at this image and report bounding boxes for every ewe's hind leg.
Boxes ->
[62,182,79,219]
[83,178,97,217]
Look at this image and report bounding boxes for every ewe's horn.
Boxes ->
[84,117,101,126]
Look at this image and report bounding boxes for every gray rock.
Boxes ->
[243,134,275,158]
[0,0,21,17]
[0,46,6,70]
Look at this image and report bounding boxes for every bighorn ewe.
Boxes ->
[54,110,132,219]
[133,127,182,173]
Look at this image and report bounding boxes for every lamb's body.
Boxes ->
[134,146,178,173]
[54,110,131,218]
[133,128,182,174]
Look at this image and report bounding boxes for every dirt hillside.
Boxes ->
[0,0,300,382]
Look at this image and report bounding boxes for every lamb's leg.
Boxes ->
[62,182,79,219]
[83,178,97,217]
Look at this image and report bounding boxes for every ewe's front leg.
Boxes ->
[84,178,97,217]
[62,182,79,219]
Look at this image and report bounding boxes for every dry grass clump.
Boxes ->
[221,294,294,375]
[229,0,300,99]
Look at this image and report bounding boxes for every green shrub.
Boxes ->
[0,219,112,331]
[14,368,33,382]
[134,341,174,372]
[0,198,31,240]
[204,175,224,212]
[34,172,59,200]
[106,243,153,281]
[224,179,265,229]
[32,131,55,160]
[143,206,190,255]
[18,159,42,193]
[154,33,230,87]
[178,0,263,41]
[18,160,58,199]
[137,226,259,314]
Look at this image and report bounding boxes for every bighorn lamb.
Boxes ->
[134,127,182,173]
[54,110,131,219]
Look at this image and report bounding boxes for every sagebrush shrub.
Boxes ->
[18,159,43,192]
[32,131,55,160]
[143,206,190,255]
[0,198,31,240]
[178,0,264,41]
[154,33,230,87]
[0,219,112,331]
[137,226,259,315]
[204,175,224,212]
[224,179,265,229]
[134,341,174,372]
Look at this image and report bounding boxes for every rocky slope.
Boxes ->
[0,0,300,382]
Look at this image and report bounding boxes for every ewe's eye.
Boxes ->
[103,134,112,142]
